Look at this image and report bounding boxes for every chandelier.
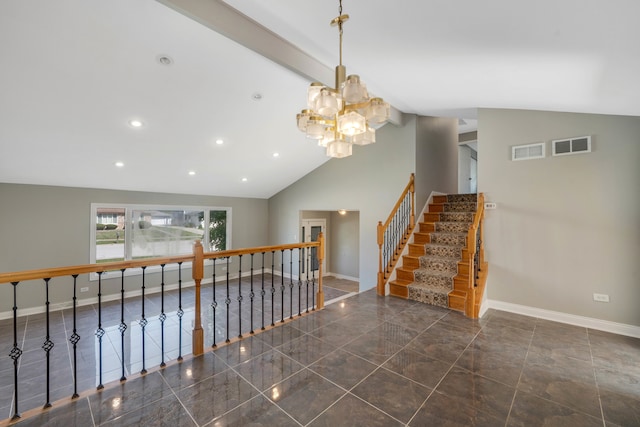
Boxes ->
[296,0,390,158]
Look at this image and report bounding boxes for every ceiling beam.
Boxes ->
[155,0,403,126]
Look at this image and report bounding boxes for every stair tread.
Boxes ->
[408,282,452,293]
[413,269,457,278]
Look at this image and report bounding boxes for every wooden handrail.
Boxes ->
[377,173,415,295]
[0,239,324,352]
[379,173,415,231]
[0,241,321,284]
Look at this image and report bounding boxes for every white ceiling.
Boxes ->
[1,0,639,198]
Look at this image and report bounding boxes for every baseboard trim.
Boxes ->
[325,272,359,283]
[486,299,640,338]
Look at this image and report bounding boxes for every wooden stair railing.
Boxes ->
[377,174,416,295]
[389,193,488,319]
[465,193,485,317]
[0,237,324,422]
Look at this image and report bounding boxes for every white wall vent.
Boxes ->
[511,142,545,161]
[552,136,591,156]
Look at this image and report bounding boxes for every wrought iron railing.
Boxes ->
[377,174,415,295]
[0,237,324,422]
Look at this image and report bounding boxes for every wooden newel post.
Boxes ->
[376,221,385,296]
[316,232,325,309]
[192,240,204,355]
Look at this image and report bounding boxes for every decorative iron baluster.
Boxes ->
[118,269,127,381]
[305,253,310,313]
[95,272,105,390]
[311,262,316,311]
[69,275,80,399]
[297,248,302,316]
[177,262,184,361]
[139,266,148,374]
[211,260,218,347]
[249,254,255,334]
[159,264,166,367]
[270,251,276,326]
[280,249,285,323]
[261,252,266,330]
[10,281,22,420]
[225,257,231,343]
[289,249,294,320]
[42,278,53,408]
[237,254,243,339]
[474,222,482,286]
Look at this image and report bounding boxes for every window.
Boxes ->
[91,204,231,266]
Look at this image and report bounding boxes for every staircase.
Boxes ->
[389,193,485,315]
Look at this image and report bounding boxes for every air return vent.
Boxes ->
[511,142,545,161]
[552,136,591,156]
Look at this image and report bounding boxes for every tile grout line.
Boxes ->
[504,320,537,427]
[586,328,607,427]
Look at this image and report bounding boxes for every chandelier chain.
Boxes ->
[338,0,343,66]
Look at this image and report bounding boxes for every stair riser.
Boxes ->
[436,222,471,233]
[397,269,415,281]
[402,256,420,269]
[389,283,409,298]
[442,202,477,212]
[413,233,431,244]
[428,204,444,213]
[448,293,466,311]
[424,245,462,259]
[408,244,425,256]
[432,195,448,204]
[430,234,467,246]
[419,223,435,233]
[419,258,459,273]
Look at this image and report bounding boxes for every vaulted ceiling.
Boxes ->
[1,0,638,198]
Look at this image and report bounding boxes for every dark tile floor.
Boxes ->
[3,285,640,426]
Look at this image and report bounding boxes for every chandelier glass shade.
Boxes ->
[296,0,390,158]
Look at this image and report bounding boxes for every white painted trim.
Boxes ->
[325,292,358,305]
[486,299,640,338]
[325,272,359,283]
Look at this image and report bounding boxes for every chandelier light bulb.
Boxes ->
[351,126,376,146]
[295,0,389,158]
[326,139,352,158]
[315,88,340,117]
[307,83,324,110]
[366,98,391,124]
[338,111,366,136]
[342,75,367,104]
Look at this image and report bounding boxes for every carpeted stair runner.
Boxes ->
[408,194,477,308]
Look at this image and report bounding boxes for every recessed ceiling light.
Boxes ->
[273,152,280,158]
[188,171,196,176]
[338,209,347,215]
[241,177,248,182]
[215,139,224,145]
[156,55,174,66]
[129,119,143,128]
[115,161,124,168]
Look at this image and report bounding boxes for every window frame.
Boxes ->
[90,203,231,280]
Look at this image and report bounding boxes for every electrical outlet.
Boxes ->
[80,287,89,292]
[593,293,610,303]
[484,202,497,210]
